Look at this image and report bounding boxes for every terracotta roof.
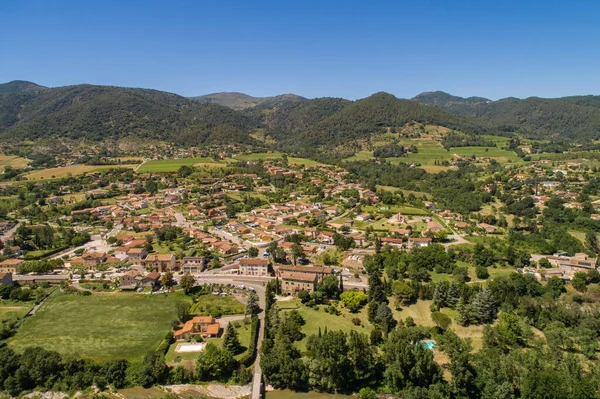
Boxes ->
[0,259,23,266]
[240,258,268,266]
[280,271,318,283]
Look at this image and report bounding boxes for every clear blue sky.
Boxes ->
[1,0,599,100]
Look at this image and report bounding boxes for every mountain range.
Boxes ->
[1,80,600,156]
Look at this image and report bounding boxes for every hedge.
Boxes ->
[239,316,259,367]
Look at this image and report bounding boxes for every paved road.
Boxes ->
[192,274,267,399]
[0,219,24,243]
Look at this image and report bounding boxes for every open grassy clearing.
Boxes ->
[376,185,432,200]
[137,158,227,173]
[392,299,484,350]
[0,155,30,170]
[226,191,269,202]
[8,292,190,361]
[24,164,136,180]
[363,204,429,216]
[569,230,600,245]
[235,152,326,167]
[451,146,522,163]
[0,303,32,322]
[277,299,372,352]
[191,294,246,316]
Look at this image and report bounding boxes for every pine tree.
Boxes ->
[223,323,241,354]
[339,274,344,293]
[585,232,599,255]
[455,297,472,327]
[472,286,497,324]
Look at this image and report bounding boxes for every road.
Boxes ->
[0,219,24,243]
[191,274,267,399]
[50,225,121,260]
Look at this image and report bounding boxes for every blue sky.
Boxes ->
[1,0,599,100]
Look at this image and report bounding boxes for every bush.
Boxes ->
[352,317,361,326]
[476,266,490,279]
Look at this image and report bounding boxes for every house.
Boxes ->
[81,252,107,268]
[140,271,161,287]
[355,213,372,222]
[142,254,176,272]
[0,259,23,274]
[174,316,220,339]
[409,237,432,248]
[120,270,140,289]
[239,258,269,276]
[0,272,13,285]
[275,265,334,279]
[545,253,597,277]
[477,223,497,233]
[280,271,318,295]
[126,247,148,263]
[181,257,206,273]
[381,237,404,247]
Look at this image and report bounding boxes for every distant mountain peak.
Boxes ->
[0,80,48,94]
[190,92,306,110]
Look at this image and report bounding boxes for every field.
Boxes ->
[235,152,326,167]
[0,155,30,170]
[376,186,432,200]
[277,299,372,352]
[191,294,246,316]
[8,292,190,361]
[393,299,485,350]
[0,302,32,322]
[450,146,522,163]
[23,164,136,180]
[137,158,227,173]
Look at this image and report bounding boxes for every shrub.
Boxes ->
[352,317,361,326]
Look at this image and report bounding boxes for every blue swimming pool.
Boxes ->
[421,341,436,349]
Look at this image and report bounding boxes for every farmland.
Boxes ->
[0,155,30,170]
[235,152,327,167]
[7,292,190,361]
[23,164,137,180]
[137,157,227,173]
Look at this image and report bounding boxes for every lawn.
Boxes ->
[137,158,227,173]
[24,164,136,180]
[393,299,484,350]
[0,155,30,170]
[8,292,190,361]
[277,299,372,352]
[235,152,326,167]
[0,302,32,322]
[191,294,246,316]
[363,204,429,216]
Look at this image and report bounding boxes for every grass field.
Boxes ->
[137,158,227,173]
[8,293,190,361]
[191,294,246,316]
[24,164,136,180]
[451,146,522,164]
[363,204,429,216]
[0,155,30,170]
[393,299,485,350]
[0,302,32,322]
[235,152,326,167]
[277,299,372,352]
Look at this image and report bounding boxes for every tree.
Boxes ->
[476,266,490,280]
[290,244,305,265]
[546,276,566,298]
[585,231,599,254]
[431,311,452,331]
[318,275,341,299]
[374,302,395,333]
[471,286,497,324]
[178,165,194,177]
[161,272,174,287]
[196,343,236,381]
[144,179,158,195]
[393,280,416,305]
[180,273,196,294]
[176,302,191,323]
[246,291,260,315]
[248,247,259,257]
[223,323,242,354]
[339,291,368,312]
[137,351,168,386]
[572,272,588,292]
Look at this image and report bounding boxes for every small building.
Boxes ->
[126,247,148,263]
[239,258,269,276]
[140,271,161,287]
[0,259,23,274]
[181,257,206,274]
[120,270,140,289]
[174,316,220,339]
[409,237,432,248]
[142,254,176,272]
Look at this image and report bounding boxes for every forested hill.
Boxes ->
[265,92,500,156]
[0,83,259,146]
[0,80,48,94]
[190,92,306,110]
[413,91,600,141]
